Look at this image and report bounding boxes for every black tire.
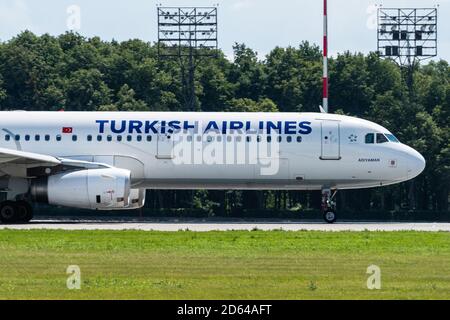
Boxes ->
[16,201,33,223]
[323,210,337,224]
[0,201,19,224]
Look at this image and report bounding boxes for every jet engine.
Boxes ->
[31,168,132,210]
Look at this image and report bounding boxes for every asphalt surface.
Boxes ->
[0,218,449,232]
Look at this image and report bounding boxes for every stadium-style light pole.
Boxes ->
[323,0,329,113]
[377,7,438,91]
[157,6,218,111]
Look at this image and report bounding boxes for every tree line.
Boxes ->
[0,31,448,216]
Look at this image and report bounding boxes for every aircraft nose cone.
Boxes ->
[408,149,426,179]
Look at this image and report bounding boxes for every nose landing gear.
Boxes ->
[322,188,337,224]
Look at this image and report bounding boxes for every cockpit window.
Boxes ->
[376,133,388,144]
[385,134,400,143]
[365,133,374,144]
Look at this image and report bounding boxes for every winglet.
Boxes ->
[319,105,327,113]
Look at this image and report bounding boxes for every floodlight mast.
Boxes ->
[323,0,329,113]
[377,7,438,90]
[376,7,438,210]
[157,6,218,111]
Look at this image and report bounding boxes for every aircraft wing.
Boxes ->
[0,147,110,178]
[0,147,61,166]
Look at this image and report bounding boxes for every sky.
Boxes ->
[0,0,448,61]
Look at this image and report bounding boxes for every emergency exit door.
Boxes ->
[157,133,174,159]
[320,120,341,160]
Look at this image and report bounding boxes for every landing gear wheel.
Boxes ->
[16,201,33,223]
[321,188,338,224]
[0,201,19,224]
[323,210,337,224]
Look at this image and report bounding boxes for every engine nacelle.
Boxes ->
[107,189,146,210]
[31,168,131,210]
[128,188,146,209]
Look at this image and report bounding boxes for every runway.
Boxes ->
[0,218,449,232]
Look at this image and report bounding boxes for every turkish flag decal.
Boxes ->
[62,127,73,134]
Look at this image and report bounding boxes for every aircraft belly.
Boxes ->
[133,178,386,191]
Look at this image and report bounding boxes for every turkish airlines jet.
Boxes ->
[0,111,425,224]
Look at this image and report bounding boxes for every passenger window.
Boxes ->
[376,133,388,144]
[365,133,374,144]
[107,135,112,142]
[97,135,102,142]
[136,135,142,142]
[72,135,77,142]
[5,135,10,141]
[287,136,292,143]
[267,136,272,143]
[117,135,123,142]
[297,136,302,143]
[246,136,251,143]
[146,135,152,142]
[45,135,50,141]
[35,135,40,141]
[277,136,282,143]
[56,135,62,142]
[25,135,30,141]
[87,135,92,142]
[127,135,132,142]
[15,135,20,141]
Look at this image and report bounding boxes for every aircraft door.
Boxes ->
[320,120,341,160]
[156,133,174,159]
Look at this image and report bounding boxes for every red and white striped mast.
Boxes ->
[323,0,329,113]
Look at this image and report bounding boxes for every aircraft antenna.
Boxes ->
[323,0,329,113]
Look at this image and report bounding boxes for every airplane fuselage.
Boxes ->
[0,111,425,191]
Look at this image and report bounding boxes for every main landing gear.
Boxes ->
[321,188,337,224]
[0,200,33,224]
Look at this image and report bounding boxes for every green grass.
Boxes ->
[0,229,449,300]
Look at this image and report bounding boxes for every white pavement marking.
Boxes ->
[0,221,449,232]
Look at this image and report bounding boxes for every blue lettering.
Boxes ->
[285,121,297,135]
[299,121,312,135]
[96,120,109,134]
[258,121,264,133]
[145,121,159,134]
[222,121,227,135]
[129,120,143,134]
[230,121,244,132]
[183,121,196,132]
[267,121,282,134]
[168,120,181,134]
[204,121,220,133]
[111,120,126,134]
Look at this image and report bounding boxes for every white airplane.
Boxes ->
[0,111,425,224]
